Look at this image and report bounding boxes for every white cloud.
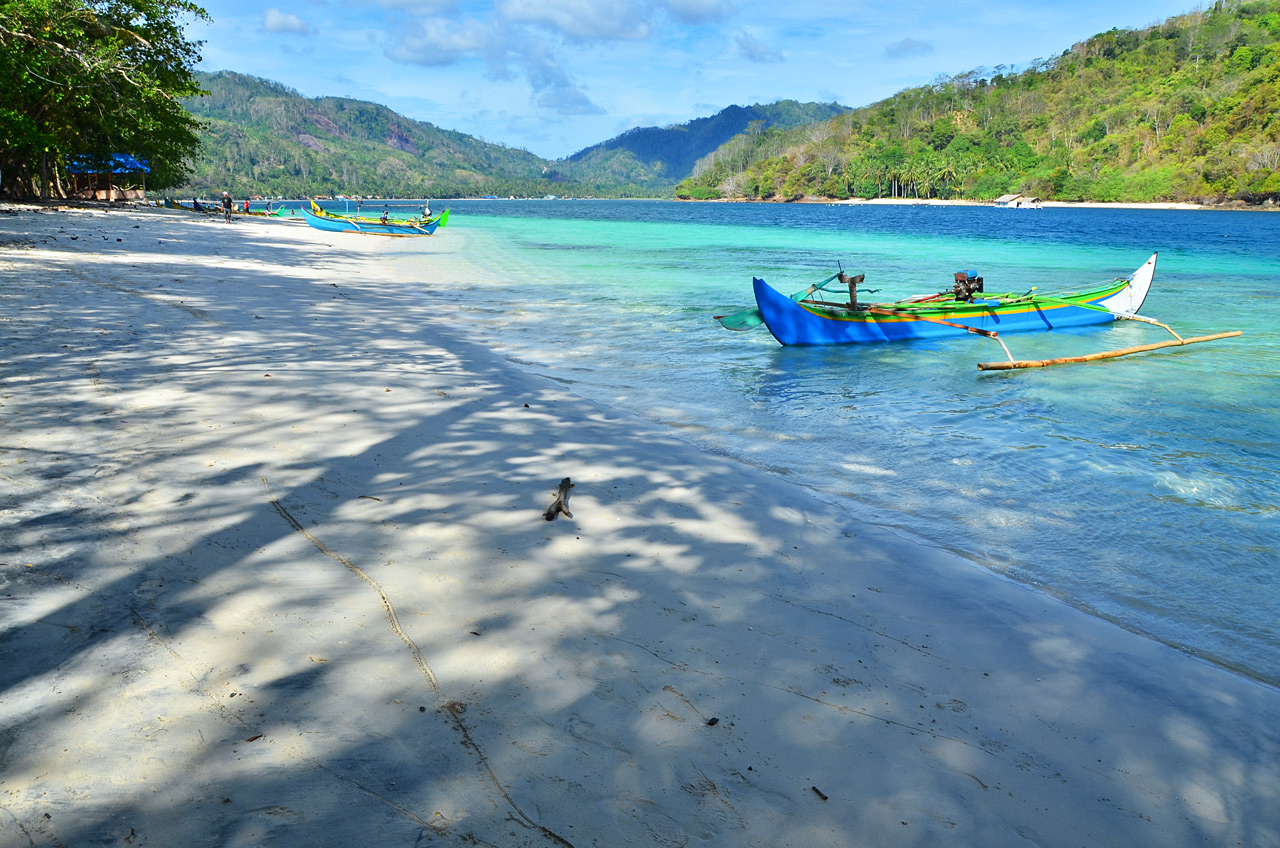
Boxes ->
[535,85,607,115]
[262,8,311,35]
[495,0,652,41]
[381,2,615,115]
[736,29,782,63]
[385,17,492,65]
[884,37,935,58]
[511,38,607,115]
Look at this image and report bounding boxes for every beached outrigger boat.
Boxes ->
[165,197,213,213]
[721,254,1241,370]
[308,200,449,230]
[300,205,445,236]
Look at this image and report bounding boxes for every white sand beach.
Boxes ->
[3,203,1279,847]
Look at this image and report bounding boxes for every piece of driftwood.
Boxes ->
[544,477,574,520]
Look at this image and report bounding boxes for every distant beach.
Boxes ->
[3,202,1279,847]
[677,194,1280,211]
[681,195,1243,210]
[824,197,1212,210]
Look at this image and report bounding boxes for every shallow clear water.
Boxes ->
[389,200,1280,686]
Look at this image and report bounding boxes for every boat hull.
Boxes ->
[301,207,438,236]
[753,254,1156,346]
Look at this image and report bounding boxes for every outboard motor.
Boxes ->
[953,269,984,301]
[838,271,865,309]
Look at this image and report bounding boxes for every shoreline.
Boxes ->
[106,194,1275,213]
[674,195,1277,211]
[4,203,1280,846]
[828,197,1212,211]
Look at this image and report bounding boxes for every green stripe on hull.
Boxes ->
[794,279,1131,325]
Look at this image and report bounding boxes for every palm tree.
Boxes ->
[937,155,959,197]
[915,151,942,198]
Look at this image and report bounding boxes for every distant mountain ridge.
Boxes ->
[562,101,851,186]
[179,72,848,197]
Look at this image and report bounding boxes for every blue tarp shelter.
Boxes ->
[65,153,150,199]
[65,153,151,174]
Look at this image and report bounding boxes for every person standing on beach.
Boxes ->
[220,191,232,223]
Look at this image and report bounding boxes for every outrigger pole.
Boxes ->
[977,330,1242,371]
[976,285,1243,371]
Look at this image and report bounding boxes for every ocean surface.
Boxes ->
[356,199,1279,688]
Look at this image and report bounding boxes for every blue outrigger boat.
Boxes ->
[300,206,445,236]
[723,254,1241,370]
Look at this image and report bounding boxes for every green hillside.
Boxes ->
[676,0,1280,204]
[180,72,579,198]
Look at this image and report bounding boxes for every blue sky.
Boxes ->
[191,0,1199,160]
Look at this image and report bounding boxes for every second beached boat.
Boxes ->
[308,201,449,229]
[300,205,446,236]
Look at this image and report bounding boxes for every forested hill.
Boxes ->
[181,72,562,199]
[676,0,1280,205]
[179,73,846,197]
[563,101,850,187]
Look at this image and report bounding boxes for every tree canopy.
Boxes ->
[0,0,207,198]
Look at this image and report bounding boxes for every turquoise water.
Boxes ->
[389,200,1280,686]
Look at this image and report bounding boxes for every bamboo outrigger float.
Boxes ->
[722,253,1242,370]
[977,328,1243,370]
